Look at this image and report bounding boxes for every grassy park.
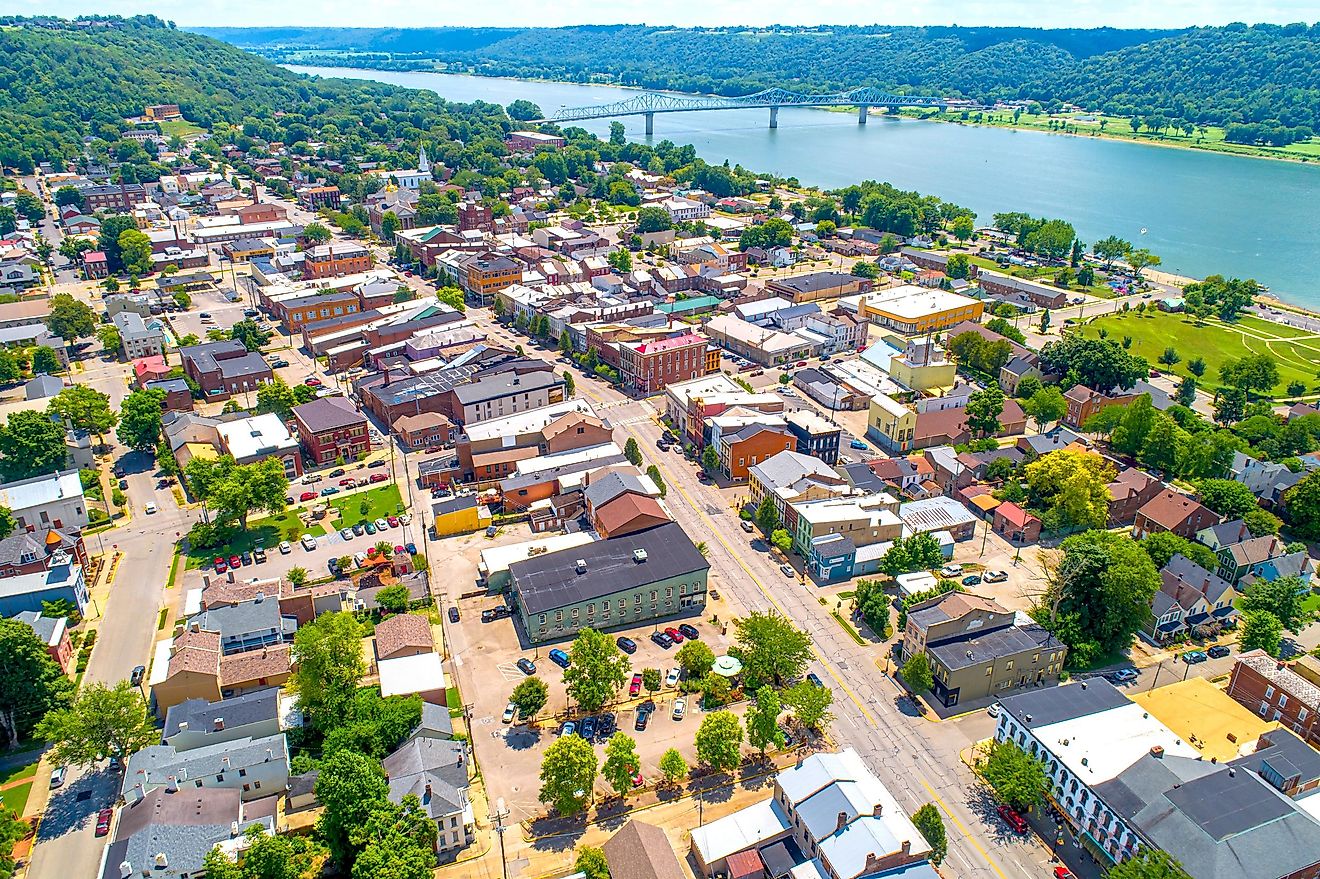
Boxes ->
[1078,311,1320,397]
[185,506,328,569]
[329,483,405,530]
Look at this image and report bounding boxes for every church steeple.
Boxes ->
[417,144,430,175]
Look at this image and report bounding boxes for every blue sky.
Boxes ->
[3,0,1318,28]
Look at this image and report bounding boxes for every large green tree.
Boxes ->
[208,457,291,529]
[1239,576,1308,634]
[964,383,1005,438]
[600,732,641,795]
[911,804,948,866]
[0,409,69,481]
[1284,471,1320,540]
[34,681,156,767]
[117,229,154,276]
[745,686,785,755]
[315,749,391,869]
[46,294,96,341]
[1107,851,1191,879]
[510,677,548,720]
[0,618,73,749]
[563,628,632,713]
[981,739,1048,809]
[47,385,117,446]
[731,611,812,689]
[782,680,834,731]
[539,733,598,816]
[290,611,367,729]
[695,710,743,772]
[116,387,167,452]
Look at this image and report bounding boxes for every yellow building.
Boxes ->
[866,392,917,453]
[432,494,493,537]
[859,284,984,335]
[886,337,958,393]
[1133,677,1279,762]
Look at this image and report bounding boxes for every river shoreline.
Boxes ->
[288,59,1319,168]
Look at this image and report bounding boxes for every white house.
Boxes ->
[0,469,89,532]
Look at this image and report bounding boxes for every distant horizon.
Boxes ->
[2,0,1318,30]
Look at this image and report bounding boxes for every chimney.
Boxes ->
[190,622,200,634]
[165,775,178,793]
[266,748,273,762]
[872,802,884,818]
[425,782,433,802]
[155,853,168,869]
[1150,746,1165,759]
[255,591,264,603]
[863,853,882,874]
[231,820,240,837]
[1228,768,1236,777]
[178,721,188,732]
[1239,522,1247,541]
[222,755,230,768]
[901,840,911,856]
[214,717,224,731]
[836,811,850,832]
[575,559,587,574]
[119,862,133,879]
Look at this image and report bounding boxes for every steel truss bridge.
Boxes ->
[532,86,946,134]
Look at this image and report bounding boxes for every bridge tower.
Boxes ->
[858,105,869,124]
[769,107,778,129]
[644,112,654,136]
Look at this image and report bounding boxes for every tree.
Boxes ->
[48,385,118,447]
[624,436,643,466]
[951,215,974,242]
[0,618,72,749]
[964,383,1005,438]
[1240,610,1284,657]
[563,628,631,713]
[286,566,308,588]
[539,733,598,815]
[1021,385,1066,431]
[0,349,18,385]
[229,319,271,352]
[510,677,548,720]
[303,222,332,245]
[946,253,970,279]
[1040,335,1148,392]
[0,409,69,481]
[1195,478,1260,519]
[574,847,610,879]
[642,667,662,694]
[853,578,892,634]
[1138,531,1220,573]
[97,215,138,272]
[95,324,121,354]
[659,748,688,786]
[209,458,290,530]
[911,804,948,866]
[880,532,946,577]
[635,206,672,233]
[676,639,715,678]
[0,507,14,541]
[1239,576,1308,633]
[1219,353,1279,396]
[754,495,779,534]
[695,710,743,772]
[701,444,720,476]
[900,652,934,693]
[1187,357,1206,377]
[745,686,785,755]
[1127,248,1161,279]
[35,681,155,767]
[375,584,411,615]
[115,388,167,452]
[316,749,390,868]
[1036,530,1160,666]
[1107,850,1191,879]
[290,612,366,729]
[31,347,60,375]
[1022,449,1114,532]
[562,370,575,397]
[981,740,1048,809]
[645,464,666,498]
[255,378,299,420]
[1093,236,1132,268]
[54,186,84,209]
[782,680,834,731]
[117,229,153,276]
[1214,387,1247,426]
[46,294,96,341]
[1175,376,1197,407]
[851,261,879,279]
[731,611,812,689]
[379,211,400,239]
[435,285,465,313]
[601,732,641,795]
[1244,507,1282,537]
[770,529,793,554]
[1024,219,1076,260]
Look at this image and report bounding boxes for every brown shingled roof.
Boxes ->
[594,493,670,537]
[219,645,292,687]
[374,612,434,660]
[1137,489,1217,531]
[602,820,685,879]
[166,628,221,677]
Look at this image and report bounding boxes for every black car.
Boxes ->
[806,672,824,688]
[598,712,617,737]
[1207,645,1231,659]
[329,468,346,478]
[634,707,652,731]
[129,665,146,686]
[368,459,388,468]
[240,551,253,565]
[678,624,700,641]
[328,558,341,576]
[616,636,637,654]
[580,716,597,740]
[448,607,460,623]
[516,658,537,675]
[352,523,365,536]
[405,542,417,556]
[650,631,674,649]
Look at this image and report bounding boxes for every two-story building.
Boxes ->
[292,397,370,465]
[303,242,372,279]
[0,470,89,533]
[1133,489,1220,539]
[179,341,273,401]
[784,409,842,465]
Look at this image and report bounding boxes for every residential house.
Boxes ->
[1062,385,1138,429]
[603,820,685,879]
[179,340,273,401]
[1217,534,1291,585]
[593,492,670,539]
[719,423,797,483]
[992,501,1042,543]
[162,690,283,751]
[1133,489,1219,539]
[392,412,455,450]
[216,413,303,478]
[0,469,89,532]
[8,610,73,672]
[747,450,850,536]
[792,493,903,571]
[1145,554,1238,644]
[0,527,88,577]
[292,397,370,465]
[99,786,268,879]
[1227,651,1320,749]
[374,613,434,661]
[122,733,289,802]
[383,732,474,852]
[784,409,842,465]
[188,598,298,656]
[902,591,1066,707]
[1107,468,1163,527]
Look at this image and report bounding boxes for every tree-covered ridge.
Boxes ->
[0,15,513,174]
[196,22,1320,130]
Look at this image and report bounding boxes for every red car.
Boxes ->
[629,673,643,697]
[299,491,318,502]
[214,557,227,572]
[304,377,322,387]
[339,477,356,486]
[229,555,242,569]
[996,804,1028,834]
[664,627,685,644]
[95,808,113,836]
[1053,868,1075,879]
[387,516,400,528]
[369,473,388,483]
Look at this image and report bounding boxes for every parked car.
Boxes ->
[278,541,291,554]
[339,477,356,487]
[339,528,354,540]
[634,705,652,731]
[405,542,417,555]
[49,766,66,788]
[548,648,571,669]
[580,716,597,740]
[672,698,686,720]
[299,491,318,502]
[304,377,322,387]
[1182,650,1209,664]
[370,473,389,483]
[1108,668,1139,684]
[354,552,367,567]
[740,520,755,533]
[253,546,266,563]
[1053,868,1075,879]
[213,557,227,572]
[502,703,517,724]
[320,486,339,497]
[374,518,389,531]
[302,473,323,484]
[516,658,536,675]
[997,804,1029,834]
[400,513,412,525]
[780,563,796,577]
[664,626,685,644]
[229,555,241,569]
[364,521,377,535]
[983,570,1009,583]
[961,574,983,587]
[630,673,643,697]
[271,359,289,368]
[95,807,114,835]
[130,665,146,686]
[369,459,388,468]
[986,702,1001,718]
[559,721,576,737]
[678,623,699,640]
[300,534,317,551]
[665,667,680,687]
[1208,645,1231,659]
[387,515,400,528]
[616,636,637,654]
[650,631,674,649]
[599,713,617,737]
[448,607,460,623]
[329,468,345,477]
[939,564,963,578]
[849,439,868,450]
[806,672,824,688]
[144,502,158,514]
[351,523,365,536]
[240,551,252,565]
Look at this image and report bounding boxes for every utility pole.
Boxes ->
[492,798,510,879]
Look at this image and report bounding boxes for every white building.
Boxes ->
[661,196,711,222]
[0,469,88,532]
[113,311,167,359]
[215,413,302,478]
[122,733,290,803]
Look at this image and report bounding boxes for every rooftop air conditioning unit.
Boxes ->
[633,549,648,563]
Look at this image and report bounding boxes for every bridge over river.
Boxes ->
[533,86,946,134]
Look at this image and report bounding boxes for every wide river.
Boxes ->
[291,65,1320,308]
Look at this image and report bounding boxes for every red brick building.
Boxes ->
[719,423,796,482]
[298,185,342,210]
[1062,385,1139,429]
[993,501,1042,543]
[179,340,273,402]
[618,333,712,395]
[304,242,373,280]
[391,412,456,451]
[293,397,371,465]
[1133,489,1220,539]
[458,202,493,232]
[0,528,89,578]
[1226,651,1320,749]
[82,251,108,279]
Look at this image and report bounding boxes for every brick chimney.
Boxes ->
[836,811,850,832]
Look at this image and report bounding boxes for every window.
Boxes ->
[1265,686,1275,700]
[985,666,993,676]
[1006,660,1014,671]
[1278,693,1288,708]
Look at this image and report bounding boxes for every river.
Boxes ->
[290,65,1320,308]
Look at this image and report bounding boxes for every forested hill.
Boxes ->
[195,23,1320,129]
[0,16,513,174]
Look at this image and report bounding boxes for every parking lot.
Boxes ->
[446,591,745,822]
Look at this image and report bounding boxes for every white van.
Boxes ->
[50,765,67,788]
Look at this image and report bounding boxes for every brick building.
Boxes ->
[1227,651,1320,749]
[464,253,522,304]
[617,333,713,395]
[304,242,372,280]
[293,397,371,465]
[1133,489,1220,539]
[297,185,342,210]
[179,340,273,401]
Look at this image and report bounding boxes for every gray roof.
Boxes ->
[1098,753,1320,879]
[583,472,651,510]
[189,599,288,642]
[432,494,479,517]
[998,678,1130,730]
[180,340,269,380]
[8,610,61,644]
[123,734,287,790]
[749,450,839,493]
[1233,728,1320,789]
[415,702,454,740]
[24,374,62,399]
[510,522,709,616]
[928,622,1063,672]
[452,369,561,406]
[771,271,854,294]
[163,689,279,740]
[499,453,627,492]
[101,785,257,879]
[292,396,364,433]
[0,529,68,567]
[382,734,469,819]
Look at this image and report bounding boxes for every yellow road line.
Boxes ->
[922,780,1009,879]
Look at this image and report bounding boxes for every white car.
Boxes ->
[144,502,158,515]
[300,534,318,551]
[983,570,1009,583]
[987,702,1002,718]
[354,552,367,567]
[939,564,963,578]
[278,540,291,554]
[374,517,389,531]
[665,667,680,687]
[672,698,686,721]
[399,513,412,525]
[502,702,517,724]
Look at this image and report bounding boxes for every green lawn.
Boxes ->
[186,508,327,569]
[1078,311,1320,397]
[329,484,405,529]
[0,760,37,787]
[2,780,32,816]
[157,118,205,138]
